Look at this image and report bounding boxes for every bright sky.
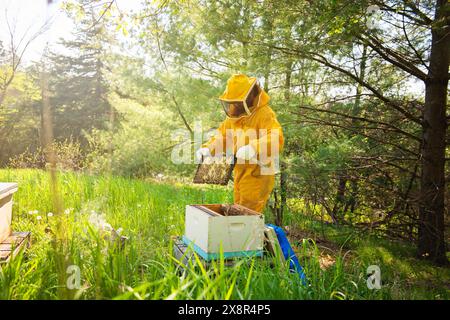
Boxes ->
[0,0,142,65]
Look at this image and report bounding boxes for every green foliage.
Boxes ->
[47,4,113,146]
[8,140,86,171]
[0,169,447,299]
[0,0,447,275]
[0,69,42,166]
[86,93,186,177]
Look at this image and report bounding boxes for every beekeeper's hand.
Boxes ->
[195,147,211,162]
[236,145,256,161]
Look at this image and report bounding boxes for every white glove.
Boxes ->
[195,147,211,162]
[236,145,256,160]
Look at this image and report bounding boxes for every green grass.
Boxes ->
[0,169,448,300]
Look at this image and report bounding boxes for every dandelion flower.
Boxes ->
[103,223,113,232]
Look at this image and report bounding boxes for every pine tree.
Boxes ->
[47,7,112,147]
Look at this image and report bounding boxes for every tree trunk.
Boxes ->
[279,160,288,225]
[284,59,293,101]
[278,57,293,224]
[349,45,367,214]
[417,0,449,265]
[340,44,368,216]
[332,175,347,220]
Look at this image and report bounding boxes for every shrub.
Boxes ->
[9,140,86,171]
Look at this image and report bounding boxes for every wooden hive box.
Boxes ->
[0,232,31,264]
[0,183,18,244]
[183,204,265,261]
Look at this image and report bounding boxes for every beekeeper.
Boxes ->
[196,74,284,213]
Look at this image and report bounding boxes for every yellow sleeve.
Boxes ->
[202,118,230,156]
[249,109,284,161]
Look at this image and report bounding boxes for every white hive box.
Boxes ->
[183,204,265,261]
[0,183,18,243]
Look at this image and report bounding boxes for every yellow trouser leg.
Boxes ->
[233,167,275,213]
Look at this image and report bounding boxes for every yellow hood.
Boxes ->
[219,74,257,101]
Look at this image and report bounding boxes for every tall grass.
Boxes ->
[0,169,448,300]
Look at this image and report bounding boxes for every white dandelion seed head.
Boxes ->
[89,212,114,233]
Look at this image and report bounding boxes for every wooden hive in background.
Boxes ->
[0,232,31,264]
[0,183,18,244]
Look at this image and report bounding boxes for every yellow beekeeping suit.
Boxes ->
[204,74,284,213]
